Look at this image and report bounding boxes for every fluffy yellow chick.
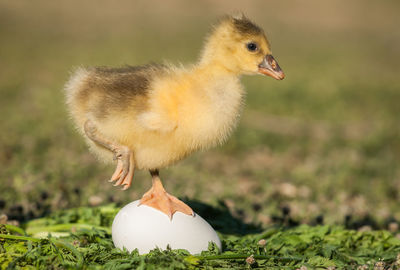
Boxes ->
[64,15,284,219]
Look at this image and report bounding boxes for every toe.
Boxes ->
[121,155,135,189]
[168,194,194,216]
[139,191,154,205]
[113,152,131,187]
[109,160,123,182]
[146,196,173,219]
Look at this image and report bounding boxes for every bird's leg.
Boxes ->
[84,120,134,190]
[139,169,194,219]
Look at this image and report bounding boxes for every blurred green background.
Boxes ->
[0,0,399,227]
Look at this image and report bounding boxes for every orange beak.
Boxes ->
[258,55,285,80]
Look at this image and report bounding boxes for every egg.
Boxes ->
[112,200,222,254]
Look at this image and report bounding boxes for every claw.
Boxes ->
[121,155,134,187]
[110,160,123,182]
[116,157,129,184]
[110,148,134,189]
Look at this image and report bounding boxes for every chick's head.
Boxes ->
[201,15,284,80]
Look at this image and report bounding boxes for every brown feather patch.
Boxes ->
[232,17,263,36]
[83,64,165,119]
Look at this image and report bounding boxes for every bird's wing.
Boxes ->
[136,111,178,133]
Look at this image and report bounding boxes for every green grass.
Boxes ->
[0,0,400,268]
[2,205,400,269]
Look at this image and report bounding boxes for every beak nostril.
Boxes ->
[267,57,277,69]
[259,55,284,80]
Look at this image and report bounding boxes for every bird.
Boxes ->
[64,14,284,219]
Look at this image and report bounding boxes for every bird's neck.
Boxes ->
[193,59,241,80]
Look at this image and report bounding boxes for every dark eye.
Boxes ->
[246,42,258,52]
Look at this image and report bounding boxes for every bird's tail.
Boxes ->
[64,67,90,107]
[63,66,93,135]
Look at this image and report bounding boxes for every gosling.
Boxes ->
[64,15,284,219]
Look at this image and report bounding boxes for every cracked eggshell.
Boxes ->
[112,200,221,254]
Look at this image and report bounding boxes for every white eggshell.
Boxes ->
[112,200,221,254]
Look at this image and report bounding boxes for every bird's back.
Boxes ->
[65,64,165,126]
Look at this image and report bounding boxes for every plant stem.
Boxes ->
[4,224,26,235]
[196,254,303,261]
[26,223,111,235]
[0,233,41,242]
